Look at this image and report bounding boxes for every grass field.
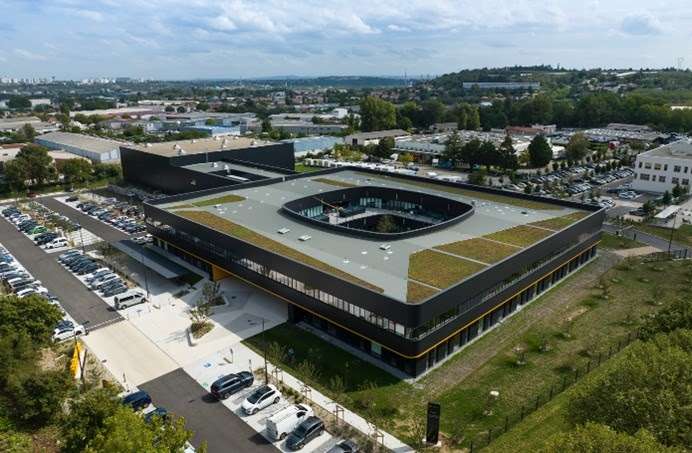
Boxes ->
[294,163,322,173]
[408,249,486,289]
[191,194,246,207]
[599,232,647,250]
[240,254,687,450]
[175,210,383,292]
[485,225,554,247]
[406,280,440,303]
[634,222,692,247]
[529,212,589,231]
[311,178,358,188]
[435,237,520,264]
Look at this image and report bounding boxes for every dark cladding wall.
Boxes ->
[144,196,603,361]
[120,142,295,194]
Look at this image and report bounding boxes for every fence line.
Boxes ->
[465,329,641,451]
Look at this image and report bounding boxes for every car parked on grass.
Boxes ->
[241,384,281,415]
[285,416,325,450]
[122,391,152,411]
[210,371,254,400]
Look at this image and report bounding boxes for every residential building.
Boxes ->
[345,129,409,147]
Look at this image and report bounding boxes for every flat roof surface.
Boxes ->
[36,132,125,153]
[128,136,277,156]
[641,140,692,160]
[159,170,588,302]
[183,161,286,179]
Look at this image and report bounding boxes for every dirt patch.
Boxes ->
[613,246,661,257]
[564,307,588,323]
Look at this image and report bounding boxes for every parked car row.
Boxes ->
[209,371,346,451]
[56,250,130,299]
[0,244,83,341]
[121,390,170,423]
[2,206,69,250]
[73,197,145,234]
[29,201,81,232]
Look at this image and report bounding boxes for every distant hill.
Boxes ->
[246,75,415,88]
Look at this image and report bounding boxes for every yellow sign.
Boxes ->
[70,341,82,378]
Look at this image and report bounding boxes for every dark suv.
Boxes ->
[122,390,152,411]
[210,371,254,400]
[286,416,325,450]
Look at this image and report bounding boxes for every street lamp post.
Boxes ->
[76,223,85,253]
[262,318,269,384]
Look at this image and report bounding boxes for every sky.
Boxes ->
[1,0,692,80]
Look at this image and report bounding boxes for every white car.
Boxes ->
[241,384,281,415]
[44,238,68,249]
[52,322,86,341]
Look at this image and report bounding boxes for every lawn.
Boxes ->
[529,211,589,231]
[485,225,554,247]
[635,222,692,247]
[294,163,322,173]
[190,194,246,207]
[434,237,520,264]
[408,249,486,289]
[406,280,440,303]
[599,232,646,250]
[311,177,358,188]
[364,174,562,211]
[239,254,688,450]
[175,210,382,292]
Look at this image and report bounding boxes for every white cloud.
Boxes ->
[620,11,663,35]
[70,9,104,22]
[387,24,411,32]
[14,48,47,60]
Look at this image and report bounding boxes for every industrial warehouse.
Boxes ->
[136,157,604,377]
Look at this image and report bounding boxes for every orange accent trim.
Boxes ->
[211,264,232,281]
[156,235,599,360]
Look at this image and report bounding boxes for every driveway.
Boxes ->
[140,369,276,453]
[0,214,121,329]
[40,197,130,243]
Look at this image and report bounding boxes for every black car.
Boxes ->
[122,390,152,411]
[326,440,359,453]
[76,263,99,275]
[210,371,254,400]
[144,407,168,423]
[286,416,325,450]
[36,233,59,245]
[66,196,79,202]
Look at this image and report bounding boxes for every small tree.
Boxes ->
[527,135,552,168]
[672,184,683,199]
[468,169,487,186]
[662,190,672,205]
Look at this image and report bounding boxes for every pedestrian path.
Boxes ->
[186,341,415,453]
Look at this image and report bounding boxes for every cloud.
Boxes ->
[70,9,104,22]
[621,12,663,35]
[14,48,47,60]
[387,24,411,32]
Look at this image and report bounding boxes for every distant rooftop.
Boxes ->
[128,136,277,157]
[641,140,692,160]
[36,131,125,154]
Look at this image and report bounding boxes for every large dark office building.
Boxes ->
[140,164,603,377]
[120,136,295,194]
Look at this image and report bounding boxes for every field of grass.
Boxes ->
[365,174,562,211]
[175,210,383,292]
[435,237,520,264]
[635,222,692,247]
[485,225,554,247]
[191,194,246,207]
[294,163,322,173]
[311,178,357,188]
[406,280,440,303]
[529,211,589,231]
[599,232,647,250]
[240,255,688,450]
[408,249,486,289]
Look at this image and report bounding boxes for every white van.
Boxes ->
[266,404,313,441]
[114,289,146,310]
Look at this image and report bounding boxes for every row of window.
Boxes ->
[149,221,594,342]
[639,161,691,174]
[638,173,690,185]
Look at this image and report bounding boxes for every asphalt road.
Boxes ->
[40,197,131,244]
[140,369,276,453]
[0,215,122,329]
[602,223,687,252]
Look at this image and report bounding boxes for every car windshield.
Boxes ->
[293,424,308,437]
[247,386,269,404]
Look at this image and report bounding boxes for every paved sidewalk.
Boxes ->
[186,341,415,453]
